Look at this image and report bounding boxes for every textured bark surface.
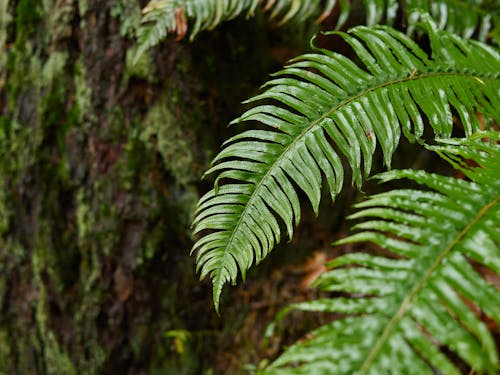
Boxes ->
[0,1,333,373]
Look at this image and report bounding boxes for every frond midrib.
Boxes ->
[357,194,500,374]
[217,68,498,295]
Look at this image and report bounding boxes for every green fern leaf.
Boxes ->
[134,2,178,63]
[134,0,336,60]
[135,0,499,60]
[136,0,334,41]
[404,0,500,43]
[262,133,500,375]
[192,24,500,311]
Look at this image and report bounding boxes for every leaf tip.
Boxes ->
[213,285,223,316]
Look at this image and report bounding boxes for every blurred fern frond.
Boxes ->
[262,133,500,375]
[135,0,499,60]
[134,0,335,61]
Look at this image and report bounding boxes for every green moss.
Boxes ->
[140,96,198,186]
[125,45,156,82]
[40,51,69,132]
[1,22,108,369]
[76,188,91,244]
[0,116,42,184]
[76,184,118,258]
[0,0,10,42]
[5,43,43,111]
[0,330,11,372]
[121,125,147,191]
[79,180,120,257]
[0,186,8,236]
[102,105,126,140]
[74,59,94,124]
[38,51,71,184]
[78,0,88,19]
[2,28,70,187]
[41,51,68,99]
[32,246,77,375]
[0,0,11,89]
[44,0,74,45]
[0,52,67,204]
[73,188,112,373]
[15,0,42,39]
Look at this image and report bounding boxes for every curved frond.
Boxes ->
[262,134,500,375]
[192,23,500,311]
[135,0,334,61]
[404,0,500,43]
[135,0,499,59]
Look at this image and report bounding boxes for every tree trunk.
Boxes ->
[0,1,332,373]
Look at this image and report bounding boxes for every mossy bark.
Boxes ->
[0,1,322,373]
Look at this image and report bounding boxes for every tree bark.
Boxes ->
[0,1,328,373]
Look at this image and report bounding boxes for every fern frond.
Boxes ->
[135,0,499,59]
[404,0,500,43]
[135,0,334,58]
[261,133,500,375]
[192,23,500,311]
